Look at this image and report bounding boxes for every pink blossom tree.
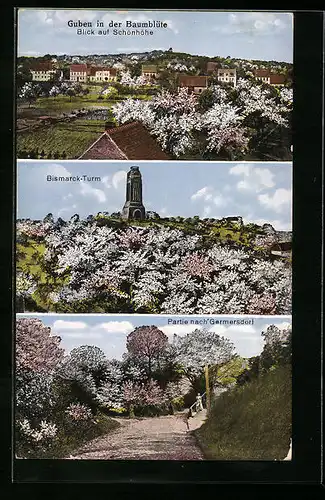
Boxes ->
[126,326,168,380]
[16,318,64,373]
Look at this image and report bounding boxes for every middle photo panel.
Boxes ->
[17,160,292,316]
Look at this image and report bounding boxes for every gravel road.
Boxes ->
[68,412,204,460]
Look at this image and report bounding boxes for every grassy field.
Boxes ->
[17,119,106,158]
[195,364,292,460]
[18,92,152,116]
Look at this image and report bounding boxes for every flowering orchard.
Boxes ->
[15,316,291,458]
[111,81,292,160]
[16,217,292,315]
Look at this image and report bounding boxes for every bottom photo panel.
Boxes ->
[15,314,292,462]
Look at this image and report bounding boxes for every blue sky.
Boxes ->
[16,314,292,360]
[18,9,293,62]
[17,161,292,231]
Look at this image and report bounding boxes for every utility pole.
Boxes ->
[204,365,210,413]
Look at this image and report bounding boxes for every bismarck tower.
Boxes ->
[122,166,146,220]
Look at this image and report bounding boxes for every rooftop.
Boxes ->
[70,64,88,73]
[178,75,208,87]
[79,121,170,160]
[142,65,157,72]
[30,61,54,71]
[270,73,286,84]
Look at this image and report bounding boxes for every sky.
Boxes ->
[17,9,293,62]
[17,161,292,231]
[16,313,292,360]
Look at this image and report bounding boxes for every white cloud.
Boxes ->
[160,324,196,338]
[258,188,292,213]
[213,194,228,207]
[202,205,211,217]
[191,186,213,201]
[53,320,87,330]
[46,163,72,178]
[229,164,275,192]
[79,182,106,203]
[215,12,291,36]
[112,170,127,190]
[98,321,134,334]
[62,331,103,339]
[242,215,291,231]
[191,186,229,209]
[101,176,111,189]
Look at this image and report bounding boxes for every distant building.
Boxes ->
[122,166,146,220]
[78,121,170,160]
[217,68,237,87]
[30,61,57,81]
[254,69,271,84]
[88,66,117,82]
[269,73,286,86]
[254,69,286,86]
[69,64,117,83]
[207,61,218,74]
[178,75,208,94]
[69,64,88,82]
[141,65,157,82]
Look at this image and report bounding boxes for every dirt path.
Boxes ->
[68,412,204,460]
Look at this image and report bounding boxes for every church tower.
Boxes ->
[122,166,146,220]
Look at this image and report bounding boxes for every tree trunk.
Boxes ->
[148,356,152,380]
[128,404,135,418]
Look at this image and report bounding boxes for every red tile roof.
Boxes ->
[88,66,117,76]
[269,73,286,84]
[79,121,170,160]
[79,133,127,160]
[31,61,54,71]
[255,69,270,77]
[178,75,208,87]
[70,64,88,73]
[207,62,218,72]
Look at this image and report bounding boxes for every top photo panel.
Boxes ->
[16,9,293,162]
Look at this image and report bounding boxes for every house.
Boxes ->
[269,73,286,86]
[254,69,271,84]
[78,121,170,160]
[178,75,208,94]
[217,68,237,87]
[141,65,157,82]
[69,64,88,82]
[69,65,117,83]
[270,231,292,257]
[207,61,218,74]
[88,66,117,82]
[254,69,286,86]
[30,61,57,81]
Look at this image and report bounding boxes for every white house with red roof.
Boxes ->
[69,64,117,83]
[69,64,88,82]
[88,66,117,82]
[30,61,57,81]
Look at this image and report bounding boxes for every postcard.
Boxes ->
[16,9,293,161]
[14,8,295,469]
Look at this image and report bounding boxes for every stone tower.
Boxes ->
[122,166,146,220]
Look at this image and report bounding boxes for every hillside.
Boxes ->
[195,364,292,460]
